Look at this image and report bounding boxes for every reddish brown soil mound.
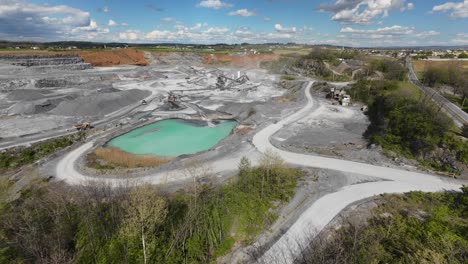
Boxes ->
[203,53,279,68]
[79,49,148,67]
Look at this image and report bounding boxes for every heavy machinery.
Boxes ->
[73,122,93,131]
[216,72,250,90]
[167,92,182,109]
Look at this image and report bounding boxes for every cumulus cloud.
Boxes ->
[407,2,414,10]
[0,0,93,40]
[108,19,117,26]
[432,0,468,19]
[143,22,295,44]
[197,0,233,10]
[71,20,110,40]
[317,0,409,25]
[414,30,440,38]
[228,9,256,17]
[119,31,139,41]
[274,24,297,33]
[339,25,441,45]
[340,25,414,35]
[204,27,229,34]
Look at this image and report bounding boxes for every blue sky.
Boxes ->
[1,0,467,46]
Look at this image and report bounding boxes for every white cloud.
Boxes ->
[143,22,296,44]
[228,9,256,17]
[340,25,415,35]
[108,19,117,26]
[432,0,468,19]
[317,0,409,25]
[274,24,297,33]
[204,27,230,34]
[190,23,206,30]
[264,17,272,22]
[160,17,175,22]
[71,20,109,39]
[414,31,440,38]
[407,3,414,10]
[197,0,233,10]
[119,31,139,41]
[338,25,443,46]
[0,0,91,40]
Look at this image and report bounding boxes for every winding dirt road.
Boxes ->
[55,80,464,263]
[254,83,462,263]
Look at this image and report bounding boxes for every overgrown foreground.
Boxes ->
[299,188,468,264]
[0,154,301,263]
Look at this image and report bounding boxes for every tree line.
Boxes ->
[0,153,302,263]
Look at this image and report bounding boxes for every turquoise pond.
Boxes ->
[105,119,238,157]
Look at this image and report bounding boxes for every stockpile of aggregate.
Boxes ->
[50,89,150,117]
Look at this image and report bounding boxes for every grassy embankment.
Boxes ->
[414,60,468,114]
[87,147,170,170]
[0,133,85,174]
[300,188,468,264]
[0,153,302,263]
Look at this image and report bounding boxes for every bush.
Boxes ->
[458,52,468,59]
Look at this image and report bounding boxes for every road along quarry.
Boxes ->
[54,81,465,263]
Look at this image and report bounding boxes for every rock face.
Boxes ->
[12,57,85,67]
[0,54,92,71]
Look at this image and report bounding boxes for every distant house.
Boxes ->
[31,46,40,50]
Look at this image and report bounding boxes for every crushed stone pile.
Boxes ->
[50,89,150,117]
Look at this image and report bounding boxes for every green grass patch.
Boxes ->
[0,133,85,174]
[281,75,296,81]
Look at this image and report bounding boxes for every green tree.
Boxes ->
[121,185,167,264]
[458,52,468,59]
